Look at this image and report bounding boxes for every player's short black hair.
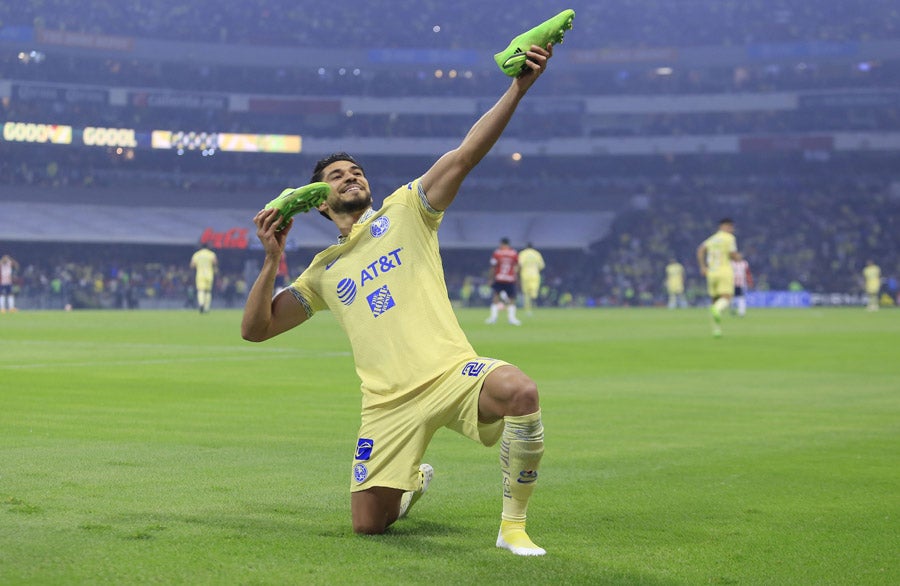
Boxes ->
[718,217,734,226]
[500,237,510,245]
[310,152,365,183]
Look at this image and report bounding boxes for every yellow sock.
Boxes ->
[500,410,543,523]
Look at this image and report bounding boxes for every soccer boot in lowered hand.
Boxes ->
[264,182,331,230]
[494,9,575,77]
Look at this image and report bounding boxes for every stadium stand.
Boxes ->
[1,2,899,308]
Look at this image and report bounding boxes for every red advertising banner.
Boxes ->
[201,227,249,249]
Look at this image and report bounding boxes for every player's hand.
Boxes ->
[516,44,552,85]
[253,208,292,257]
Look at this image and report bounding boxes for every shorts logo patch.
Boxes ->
[370,216,390,238]
[337,277,357,306]
[353,463,368,483]
[355,438,373,461]
[517,470,538,484]
[461,361,486,377]
[366,285,395,317]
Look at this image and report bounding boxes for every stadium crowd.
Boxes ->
[3,0,899,49]
[4,166,898,311]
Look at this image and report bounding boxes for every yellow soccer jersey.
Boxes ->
[191,248,217,283]
[665,262,685,293]
[863,265,881,293]
[519,247,545,280]
[702,231,737,274]
[290,179,476,406]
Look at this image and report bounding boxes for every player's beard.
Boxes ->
[329,187,372,215]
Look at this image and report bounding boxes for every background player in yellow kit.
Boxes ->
[190,242,218,314]
[241,44,555,556]
[518,242,545,315]
[863,259,882,311]
[697,218,739,336]
[664,257,686,309]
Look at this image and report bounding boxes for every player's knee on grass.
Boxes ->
[351,487,402,535]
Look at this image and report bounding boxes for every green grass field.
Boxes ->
[1,307,898,585]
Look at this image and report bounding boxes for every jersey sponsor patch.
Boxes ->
[337,277,357,306]
[355,438,373,461]
[353,463,368,483]
[366,285,395,317]
[358,248,403,288]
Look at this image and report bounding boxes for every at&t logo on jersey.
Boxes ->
[337,278,357,306]
[336,248,404,312]
[359,248,403,287]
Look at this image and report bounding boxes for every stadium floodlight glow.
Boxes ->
[17,50,45,64]
[655,67,673,76]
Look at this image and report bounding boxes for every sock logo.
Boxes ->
[517,470,538,484]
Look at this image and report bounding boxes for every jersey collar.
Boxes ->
[337,207,376,244]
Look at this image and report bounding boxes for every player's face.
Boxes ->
[321,160,372,215]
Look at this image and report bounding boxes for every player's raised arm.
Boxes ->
[421,45,551,212]
[241,209,308,342]
[242,183,331,341]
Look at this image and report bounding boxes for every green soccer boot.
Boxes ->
[494,9,575,77]
[264,182,331,230]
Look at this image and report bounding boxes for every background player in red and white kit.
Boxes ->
[731,252,753,317]
[486,237,521,325]
[0,254,19,313]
